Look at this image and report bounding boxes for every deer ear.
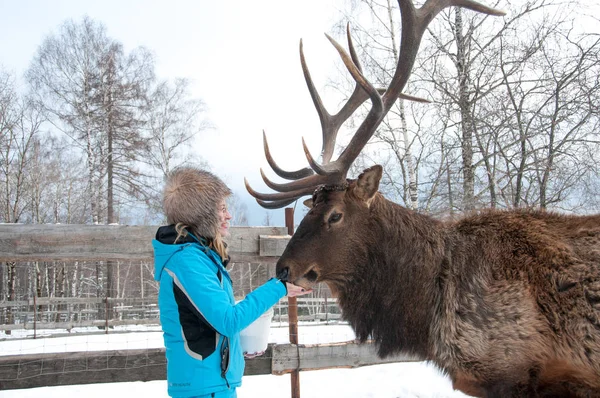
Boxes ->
[354,165,382,204]
[303,198,314,209]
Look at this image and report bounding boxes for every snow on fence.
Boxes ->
[0,224,414,390]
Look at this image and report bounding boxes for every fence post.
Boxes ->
[285,208,300,398]
[33,293,37,339]
[105,297,109,334]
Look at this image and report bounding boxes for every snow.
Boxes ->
[0,323,470,398]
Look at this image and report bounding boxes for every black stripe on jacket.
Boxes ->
[173,283,219,359]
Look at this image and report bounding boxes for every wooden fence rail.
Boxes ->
[0,224,289,262]
[0,341,416,390]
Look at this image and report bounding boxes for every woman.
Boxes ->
[153,166,308,398]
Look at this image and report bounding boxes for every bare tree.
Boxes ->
[0,69,22,223]
[26,16,154,225]
[140,78,212,218]
[26,17,106,224]
[0,70,46,332]
[331,0,600,215]
[0,80,46,224]
[142,78,211,177]
[263,211,272,226]
[94,41,154,224]
[227,193,249,226]
[477,2,600,209]
[419,1,553,210]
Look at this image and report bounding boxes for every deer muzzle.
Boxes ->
[276,267,289,282]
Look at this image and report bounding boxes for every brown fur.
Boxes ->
[276,165,600,397]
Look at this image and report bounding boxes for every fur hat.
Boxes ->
[162,166,232,239]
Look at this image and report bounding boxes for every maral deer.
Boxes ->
[245,0,600,396]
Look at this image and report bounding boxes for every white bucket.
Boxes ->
[239,307,274,353]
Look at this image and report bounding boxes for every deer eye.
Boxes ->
[328,212,342,224]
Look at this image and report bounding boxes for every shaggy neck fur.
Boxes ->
[336,194,445,359]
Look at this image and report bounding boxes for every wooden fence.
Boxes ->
[0,224,414,390]
[0,224,291,331]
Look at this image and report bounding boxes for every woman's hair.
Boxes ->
[163,166,232,261]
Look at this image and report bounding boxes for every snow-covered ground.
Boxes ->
[0,323,356,355]
[0,323,470,398]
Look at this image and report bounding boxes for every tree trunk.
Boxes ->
[96,261,104,322]
[473,128,497,208]
[104,48,116,319]
[140,262,145,300]
[455,8,475,211]
[5,262,16,334]
[385,0,418,210]
[86,140,99,225]
[71,262,78,321]
[399,101,418,210]
[36,262,42,322]
[446,153,455,214]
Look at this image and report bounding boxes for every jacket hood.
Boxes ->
[155,224,199,245]
[153,225,195,281]
[153,225,230,281]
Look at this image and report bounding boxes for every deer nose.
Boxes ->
[276,267,289,282]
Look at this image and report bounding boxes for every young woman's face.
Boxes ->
[218,199,232,237]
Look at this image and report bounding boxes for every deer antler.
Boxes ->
[246,0,505,209]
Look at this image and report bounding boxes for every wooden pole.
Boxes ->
[33,293,37,339]
[285,207,300,398]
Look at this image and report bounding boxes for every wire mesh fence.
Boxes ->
[0,259,340,331]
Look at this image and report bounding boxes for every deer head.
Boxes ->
[245,0,505,289]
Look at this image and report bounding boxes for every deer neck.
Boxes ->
[338,198,444,359]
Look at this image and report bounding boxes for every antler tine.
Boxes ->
[258,168,332,193]
[256,198,299,210]
[302,137,338,177]
[444,0,506,17]
[301,23,373,166]
[244,177,317,204]
[326,32,385,171]
[262,130,314,180]
[250,27,371,206]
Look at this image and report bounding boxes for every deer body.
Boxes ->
[244,0,600,395]
[275,167,600,397]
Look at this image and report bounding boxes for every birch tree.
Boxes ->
[419,1,554,210]
[492,26,600,209]
[143,78,210,177]
[0,69,25,223]
[0,69,45,330]
[334,0,600,214]
[26,16,154,225]
[140,78,211,219]
[26,17,106,224]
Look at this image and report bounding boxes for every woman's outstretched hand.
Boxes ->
[286,283,312,297]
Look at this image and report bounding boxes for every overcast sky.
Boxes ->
[3,1,598,226]
[0,0,347,226]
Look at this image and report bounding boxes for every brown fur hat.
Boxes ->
[162,166,232,239]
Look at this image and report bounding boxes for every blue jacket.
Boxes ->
[153,226,287,397]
